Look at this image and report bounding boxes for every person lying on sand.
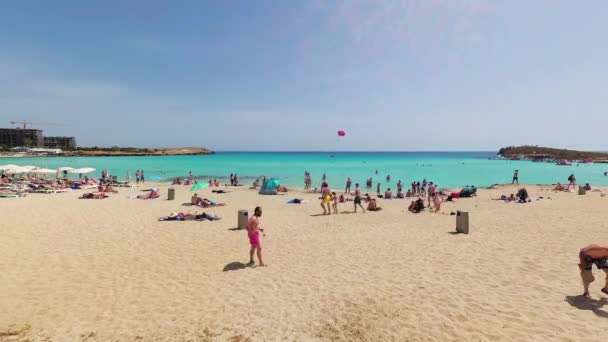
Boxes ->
[578,244,608,298]
[159,211,220,221]
[554,183,565,191]
[102,184,118,193]
[80,192,108,199]
[137,189,159,199]
[494,194,517,202]
[197,198,225,208]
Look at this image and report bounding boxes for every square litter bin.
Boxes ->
[238,210,248,230]
[456,211,469,234]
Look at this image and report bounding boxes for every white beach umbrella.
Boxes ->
[126,170,131,183]
[33,168,57,174]
[0,164,19,172]
[2,165,27,173]
[58,167,74,171]
[11,166,33,174]
[20,166,37,170]
[69,167,96,174]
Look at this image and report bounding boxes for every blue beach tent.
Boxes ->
[259,178,280,195]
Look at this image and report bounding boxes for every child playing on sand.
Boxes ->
[247,206,265,267]
[331,192,338,214]
[432,192,442,212]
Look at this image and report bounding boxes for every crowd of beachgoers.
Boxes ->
[3,165,608,342]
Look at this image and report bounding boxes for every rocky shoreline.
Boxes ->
[497,146,608,162]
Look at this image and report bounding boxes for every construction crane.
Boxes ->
[9,120,67,129]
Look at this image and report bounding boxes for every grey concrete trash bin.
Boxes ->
[456,211,469,234]
[238,210,249,230]
[168,188,175,200]
[578,186,586,195]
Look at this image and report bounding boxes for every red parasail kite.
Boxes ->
[337,130,346,137]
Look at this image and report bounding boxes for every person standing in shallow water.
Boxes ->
[345,177,352,194]
[512,170,519,184]
[247,206,265,267]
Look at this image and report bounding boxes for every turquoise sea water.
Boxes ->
[2,152,608,189]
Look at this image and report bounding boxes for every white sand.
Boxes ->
[1,184,608,341]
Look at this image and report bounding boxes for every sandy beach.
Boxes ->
[1,184,608,341]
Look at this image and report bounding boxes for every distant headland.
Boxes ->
[72,147,214,157]
[0,146,214,157]
[497,146,608,162]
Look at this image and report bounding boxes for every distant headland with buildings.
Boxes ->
[0,125,213,157]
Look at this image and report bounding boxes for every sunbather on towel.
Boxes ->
[198,198,226,208]
[80,192,108,199]
[138,190,159,199]
[102,185,118,193]
[159,211,221,221]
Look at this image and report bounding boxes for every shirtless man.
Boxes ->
[578,244,608,297]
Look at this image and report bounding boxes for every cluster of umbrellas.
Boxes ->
[0,164,96,176]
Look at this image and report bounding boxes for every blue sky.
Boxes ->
[1,0,607,151]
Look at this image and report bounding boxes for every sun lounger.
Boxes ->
[0,193,25,198]
[34,189,69,194]
[116,183,139,188]
[79,185,98,190]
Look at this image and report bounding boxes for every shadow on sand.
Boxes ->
[565,295,608,318]
[222,262,249,272]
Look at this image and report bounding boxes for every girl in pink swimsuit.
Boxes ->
[247,206,265,267]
